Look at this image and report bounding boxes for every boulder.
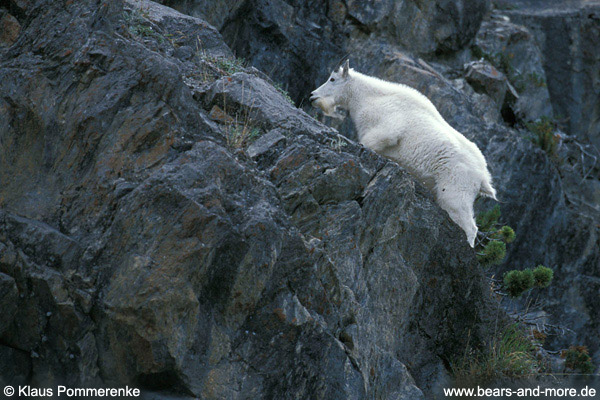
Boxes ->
[464,59,514,110]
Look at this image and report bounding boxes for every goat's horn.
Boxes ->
[334,53,350,71]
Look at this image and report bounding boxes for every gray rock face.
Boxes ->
[220,0,344,105]
[0,0,502,398]
[505,1,600,145]
[158,0,244,30]
[341,47,600,370]
[191,0,600,371]
[386,0,491,54]
[2,0,599,395]
[214,0,490,106]
[342,0,490,54]
[475,12,553,122]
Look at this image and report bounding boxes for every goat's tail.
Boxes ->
[480,179,498,201]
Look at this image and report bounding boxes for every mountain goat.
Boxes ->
[310,60,497,247]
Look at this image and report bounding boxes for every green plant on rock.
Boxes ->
[471,45,493,63]
[503,265,553,298]
[452,324,539,386]
[476,204,501,233]
[123,10,165,43]
[525,116,559,158]
[475,205,513,266]
[273,82,295,105]
[494,51,515,77]
[503,269,534,297]
[327,135,349,152]
[213,56,246,75]
[562,346,595,374]
[479,240,507,266]
[495,225,515,243]
[475,206,553,297]
[532,265,553,288]
[225,124,261,149]
[510,72,546,94]
[210,73,263,149]
[197,47,246,77]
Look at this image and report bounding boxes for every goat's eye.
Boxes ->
[330,78,335,82]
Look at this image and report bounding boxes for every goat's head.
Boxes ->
[310,59,350,119]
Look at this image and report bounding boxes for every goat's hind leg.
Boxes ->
[437,190,478,248]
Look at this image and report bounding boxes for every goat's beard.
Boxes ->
[313,97,345,120]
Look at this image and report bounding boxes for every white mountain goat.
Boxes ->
[310,60,497,247]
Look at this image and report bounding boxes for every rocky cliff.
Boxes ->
[0,0,599,398]
[0,0,501,398]
[167,0,600,370]
[179,0,600,369]
[504,0,600,147]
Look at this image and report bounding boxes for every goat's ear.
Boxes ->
[342,59,349,78]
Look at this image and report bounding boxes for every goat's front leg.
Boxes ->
[360,131,399,154]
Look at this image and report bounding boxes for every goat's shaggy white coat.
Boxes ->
[310,61,497,247]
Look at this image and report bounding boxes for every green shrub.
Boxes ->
[525,116,559,157]
[504,269,533,297]
[520,269,535,290]
[476,205,501,233]
[503,266,553,298]
[562,346,595,374]
[475,207,553,298]
[478,241,507,266]
[475,206,514,266]
[532,265,553,288]
[452,324,539,385]
[495,225,515,243]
